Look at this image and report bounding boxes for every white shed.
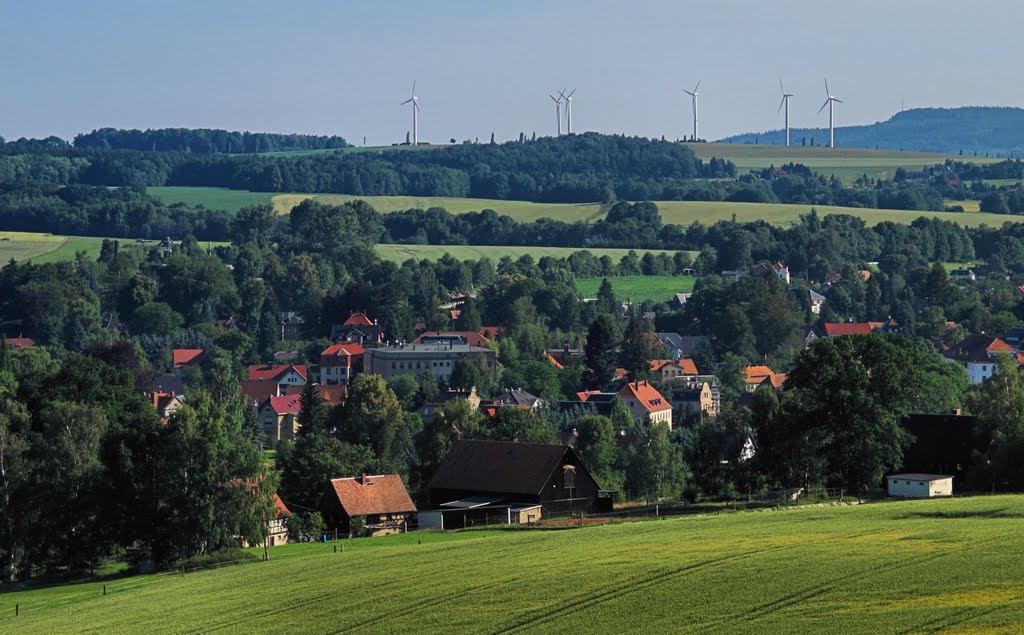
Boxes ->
[886,474,953,498]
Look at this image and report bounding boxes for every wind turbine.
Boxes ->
[549,92,564,136]
[778,78,794,147]
[682,81,701,141]
[560,89,576,134]
[817,78,843,148]
[401,81,420,145]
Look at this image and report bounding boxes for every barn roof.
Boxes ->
[429,439,579,497]
[327,475,416,516]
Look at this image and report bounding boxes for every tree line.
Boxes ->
[72,128,350,154]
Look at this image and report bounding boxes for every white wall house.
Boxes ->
[886,474,953,498]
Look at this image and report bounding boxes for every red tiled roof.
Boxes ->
[327,475,416,516]
[5,337,35,350]
[321,342,365,357]
[987,338,1014,353]
[173,348,204,368]
[247,364,308,382]
[614,367,628,381]
[479,326,502,340]
[618,381,671,413]
[241,379,280,404]
[283,383,347,405]
[649,358,699,375]
[273,493,291,518]
[575,390,603,402]
[823,323,874,337]
[744,365,775,383]
[263,395,301,415]
[343,312,375,327]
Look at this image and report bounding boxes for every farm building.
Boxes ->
[319,474,416,537]
[428,440,601,518]
[886,474,953,498]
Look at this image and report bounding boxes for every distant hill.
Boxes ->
[717,107,1024,157]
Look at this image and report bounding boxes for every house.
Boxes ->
[265,494,291,547]
[945,334,1018,384]
[247,363,308,390]
[330,312,384,345]
[242,379,285,405]
[656,333,709,361]
[486,388,543,410]
[618,381,672,429]
[279,311,306,341]
[417,388,481,423]
[413,331,494,348]
[823,322,875,337]
[557,391,618,418]
[886,474,953,498]
[259,395,302,441]
[363,342,497,382]
[147,391,185,422]
[319,342,364,386]
[5,337,35,350]
[803,325,822,348]
[670,293,692,309]
[546,344,583,368]
[282,383,347,406]
[172,348,204,376]
[744,366,786,392]
[427,439,602,518]
[648,358,699,382]
[773,261,790,285]
[792,289,826,315]
[142,373,184,397]
[319,474,416,537]
[721,270,748,284]
[670,382,716,418]
[950,268,977,283]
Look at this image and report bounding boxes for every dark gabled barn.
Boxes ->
[428,439,601,516]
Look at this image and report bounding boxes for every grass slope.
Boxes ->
[0,233,119,264]
[271,193,603,221]
[147,187,273,212]
[576,275,695,302]
[7,496,1024,633]
[375,245,686,264]
[688,142,996,181]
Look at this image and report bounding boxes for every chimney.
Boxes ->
[953,409,961,417]
[360,472,367,485]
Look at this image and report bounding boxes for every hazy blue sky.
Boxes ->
[3,1,1022,144]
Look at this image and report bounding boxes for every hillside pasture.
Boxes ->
[271,193,603,221]
[7,496,1024,633]
[147,187,273,212]
[376,244,687,264]
[576,275,695,302]
[0,233,119,264]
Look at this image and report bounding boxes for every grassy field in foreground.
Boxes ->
[576,275,695,301]
[376,244,687,263]
[7,496,1024,634]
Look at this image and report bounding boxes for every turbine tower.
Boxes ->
[560,89,576,134]
[682,81,701,141]
[817,78,843,148]
[778,78,794,147]
[549,92,564,136]
[401,81,420,145]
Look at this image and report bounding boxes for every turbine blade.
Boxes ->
[779,76,784,93]
[833,98,844,104]
[778,97,785,115]
[694,80,701,92]
[567,88,576,98]
[411,80,416,97]
[818,99,829,114]
[402,98,413,105]
[824,77,830,96]
[682,89,694,96]
[558,89,567,100]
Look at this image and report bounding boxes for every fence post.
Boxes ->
[655,504,659,517]
[333,545,336,554]
[15,604,19,617]
[103,584,107,596]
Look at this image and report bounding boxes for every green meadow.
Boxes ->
[0,232,118,264]
[576,275,695,302]
[6,496,1024,633]
[375,244,685,264]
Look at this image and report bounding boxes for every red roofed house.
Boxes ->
[319,474,417,537]
[248,363,307,391]
[648,358,699,382]
[946,334,1018,384]
[773,261,790,285]
[283,383,348,406]
[172,348,204,376]
[618,381,673,429]
[331,312,384,345]
[260,395,302,441]
[744,366,787,392]
[823,323,875,337]
[5,337,35,350]
[320,342,364,385]
[146,391,185,423]
[267,494,291,546]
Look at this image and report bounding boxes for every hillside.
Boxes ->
[7,496,1024,633]
[718,107,1024,157]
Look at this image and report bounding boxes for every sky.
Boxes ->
[3,0,1022,145]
